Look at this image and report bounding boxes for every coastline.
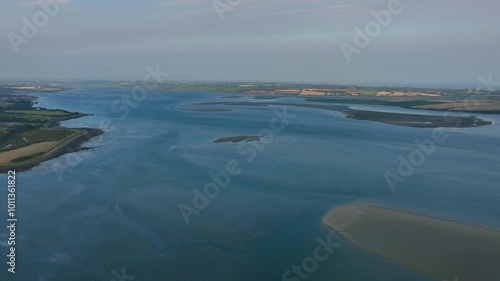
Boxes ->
[0,128,103,173]
[322,202,500,281]
[0,93,104,173]
[197,101,493,128]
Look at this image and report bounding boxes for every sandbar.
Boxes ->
[322,203,500,281]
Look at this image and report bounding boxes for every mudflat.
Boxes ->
[322,203,500,281]
[198,101,492,128]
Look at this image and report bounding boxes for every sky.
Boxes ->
[0,0,499,87]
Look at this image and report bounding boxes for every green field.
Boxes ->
[0,128,78,151]
[0,94,88,167]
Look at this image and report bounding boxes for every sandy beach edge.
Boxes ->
[321,202,500,281]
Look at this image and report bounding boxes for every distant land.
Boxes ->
[198,101,492,128]
[122,81,500,114]
[6,80,499,113]
[0,79,497,172]
[4,80,500,115]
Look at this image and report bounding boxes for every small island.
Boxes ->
[183,108,233,112]
[0,94,103,173]
[214,135,261,143]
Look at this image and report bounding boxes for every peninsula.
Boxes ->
[0,93,103,172]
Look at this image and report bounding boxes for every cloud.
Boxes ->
[242,4,359,18]
[20,0,73,8]
[160,0,208,8]
[156,0,362,19]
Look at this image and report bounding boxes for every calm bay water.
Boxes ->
[1,87,499,281]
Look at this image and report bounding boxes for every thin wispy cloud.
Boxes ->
[19,0,73,8]
[160,0,207,8]
[0,0,498,85]
[242,4,360,19]
[158,0,362,18]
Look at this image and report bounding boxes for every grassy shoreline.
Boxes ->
[0,93,104,173]
[0,128,103,173]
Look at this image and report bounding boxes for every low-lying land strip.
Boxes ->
[121,81,500,114]
[197,101,492,128]
[306,97,500,114]
[214,135,261,143]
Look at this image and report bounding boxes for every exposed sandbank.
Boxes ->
[322,203,500,281]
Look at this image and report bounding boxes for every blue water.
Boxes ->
[1,87,499,281]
